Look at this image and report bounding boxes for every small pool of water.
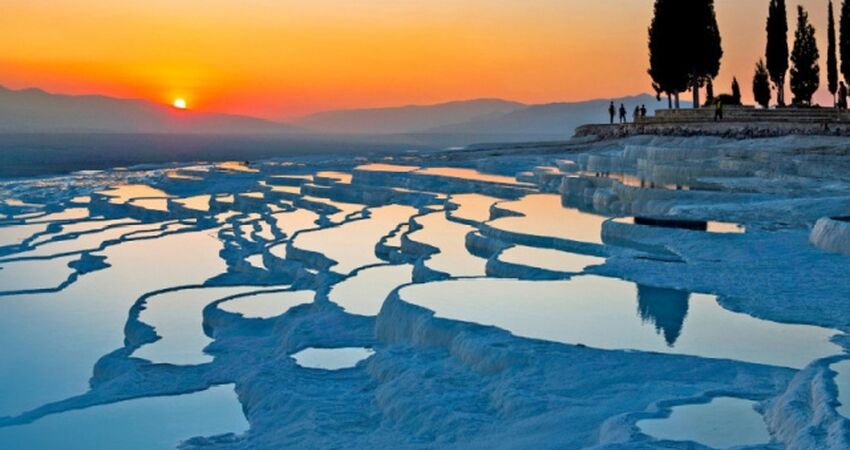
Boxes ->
[398,276,840,369]
[416,167,530,185]
[217,161,258,173]
[134,286,273,365]
[0,384,248,450]
[219,290,314,319]
[315,171,354,184]
[355,163,420,173]
[0,256,77,293]
[329,264,412,316]
[128,197,170,212]
[448,193,500,223]
[292,347,374,370]
[489,194,607,244]
[300,196,365,223]
[637,396,770,449]
[175,195,211,212]
[0,223,48,247]
[498,246,605,273]
[407,212,486,277]
[294,205,416,274]
[97,184,170,205]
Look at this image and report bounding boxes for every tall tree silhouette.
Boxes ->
[753,59,772,108]
[687,0,723,109]
[790,6,820,105]
[731,77,742,104]
[648,0,689,109]
[841,0,850,84]
[766,0,789,106]
[829,1,839,104]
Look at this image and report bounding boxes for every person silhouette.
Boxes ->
[608,101,616,124]
[839,81,848,110]
[619,104,627,123]
[714,99,723,122]
[633,105,641,123]
[640,104,647,118]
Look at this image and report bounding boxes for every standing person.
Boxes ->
[714,99,723,121]
[839,81,848,110]
[633,105,641,122]
[608,101,616,124]
[640,104,648,118]
[619,104,627,123]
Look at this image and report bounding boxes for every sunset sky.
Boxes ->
[0,0,837,119]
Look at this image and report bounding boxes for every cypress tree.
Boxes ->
[687,0,723,109]
[766,0,789,106]
[731,77,741,104]
[829,1,839,103]
[648,0,689,109]
[841,0,850,84]
[753,60,772,108]
[790,6,820,105]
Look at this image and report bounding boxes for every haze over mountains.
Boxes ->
[0,86,298,135]
[0,85,671,142]
[293,94,672,141]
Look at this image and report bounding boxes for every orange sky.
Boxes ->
[0,0,838,119]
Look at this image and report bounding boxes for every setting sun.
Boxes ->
[172,98,187,110]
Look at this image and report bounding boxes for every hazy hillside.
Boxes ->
[424,94,678,141]
[292,99,526,134]
[0,86,299,134]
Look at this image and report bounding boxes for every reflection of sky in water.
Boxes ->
[174,195,211,212]
[399,276,840,369]
[0,385,248,450]
[407,212,486,277]
[216,161,258,173]
[219,290,314,319]
[498,246,605,273]
[0,223,48,247]
[295,204,416,274]
[292,347,374,370]
[271,209,320,238]
[490,194,607,244]
[355,163,420,173]
[300,196,365,223]
[97,184,170,205]
[316,171,354,184]
[416,167,530,185]
[0,231,225,417]
[448,193,500,223]
[128,197,170,212]
[16,222,157,258]
[0,256,77,292]
[134,286,272,365]
[329,264,412,316]
[637,397,770,449]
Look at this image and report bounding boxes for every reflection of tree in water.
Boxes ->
[636,285,690,347]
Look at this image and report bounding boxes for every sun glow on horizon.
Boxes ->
[173,98,187,110]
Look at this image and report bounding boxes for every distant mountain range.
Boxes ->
[0,86,299,134]
[294,94,678,143]
[0,85,677,143]
[292,99,526,134]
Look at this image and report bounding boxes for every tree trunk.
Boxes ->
[667,93,672,109]
[674,93,680,109]
[692,78,701,109]
[706,79,714,106]
[777,79,785,106]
